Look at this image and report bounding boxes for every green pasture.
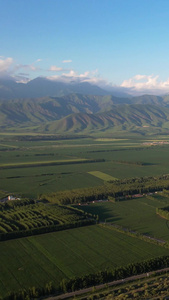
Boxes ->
[0,225,168,297]
[76,194,169,242]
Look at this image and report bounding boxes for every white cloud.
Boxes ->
[47,69,99,83]
[49,66,63,72]
[2,55,169,96]
[121,74,159,89]
[48,70,169,96]
[62,70,76,77]
[62,70,90,78]
[0,57,13,73]
[121,74,169,95]
[14,74,30,83]
[62,60,72,63]
[82,76,108,86]
[0,56,44,82]
[62,69,99,80]
[29,65,37,71]
[15,63,40,72]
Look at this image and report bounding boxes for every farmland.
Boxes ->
[88,171,118,181]
[0,225,168,298]
[75,193,169,242]
[1,134,169,197]
[0,202,95,239]
[1,134,169,298]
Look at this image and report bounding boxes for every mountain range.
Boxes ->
[0,77,111,99]
[1,77,169,135]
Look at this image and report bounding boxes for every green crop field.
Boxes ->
[75,194,169,242]
[0,225,168,297]
[1,135,169,197]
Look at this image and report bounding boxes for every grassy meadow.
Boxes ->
[0,225,168,297]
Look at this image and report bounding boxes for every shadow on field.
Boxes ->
[115,197,135,202]
[105,217,122,222]
[76,203,120,222]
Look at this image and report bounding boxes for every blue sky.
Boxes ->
[1,0,169,94]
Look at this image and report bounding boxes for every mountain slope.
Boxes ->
[1,93,169,135]
[0,93,132,127]
[40,104,169,134]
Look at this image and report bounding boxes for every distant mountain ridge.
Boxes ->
[1,78,169,135]
[0,93,169,135]
[0,77,110,99]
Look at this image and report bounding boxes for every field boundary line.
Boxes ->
[100,223,167,248]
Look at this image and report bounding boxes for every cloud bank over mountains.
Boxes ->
[121,75,169,95]
[1,56,169,96]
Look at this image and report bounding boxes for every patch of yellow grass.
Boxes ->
[88,171,118,181]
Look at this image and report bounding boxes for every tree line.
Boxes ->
[42,175,169,205]
[0,201,97,241]
[0,199,35,211]
[0,158,105,170]
[156,206,169,220]
[0,219,96,242]
[3,255,169,300]
[112,160,154,166]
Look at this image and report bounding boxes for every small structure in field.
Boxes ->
[132,194,143,198]
[8,195,20,201]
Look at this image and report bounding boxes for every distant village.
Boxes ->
[143,141,169,146]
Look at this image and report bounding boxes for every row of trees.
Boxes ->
[102,224,166,247]
[16,134,89,141]
[3,255,169,300]
[0,219,96,241]
[0,199,35,211]
[0,158,105,170]
[42,175,169,205]
[87,146,149,153]
[0,202,97,240]
[156,206,169,220]
[112,160,154,166]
